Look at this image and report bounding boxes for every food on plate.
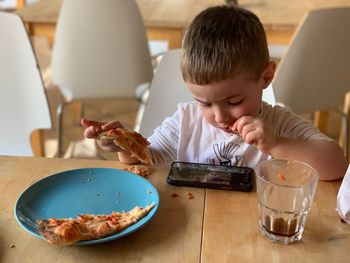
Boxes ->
[37,202,156,246]
[124,165,150,177]
[98,128,153,165]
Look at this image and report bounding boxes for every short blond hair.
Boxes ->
[181,5,269,84]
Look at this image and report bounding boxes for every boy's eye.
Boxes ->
[200,102,212,108]
[228,99,243,106]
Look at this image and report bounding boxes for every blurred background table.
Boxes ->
[17,0,350,48]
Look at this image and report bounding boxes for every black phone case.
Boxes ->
[167,161,254,192]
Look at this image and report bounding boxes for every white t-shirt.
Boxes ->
[148,101,332,168]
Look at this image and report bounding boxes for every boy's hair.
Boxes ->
[181,5,269,84]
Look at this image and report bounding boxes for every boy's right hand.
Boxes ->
[230,116,277,155]
[81,118,123,152]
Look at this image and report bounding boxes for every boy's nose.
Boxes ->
[214,108,230,125]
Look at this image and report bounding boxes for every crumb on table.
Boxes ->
[171,192,179,198]
[187,192,194,200]
[124,165,150,177]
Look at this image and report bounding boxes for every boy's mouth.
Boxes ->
[218,121,238,133]
[219,126,232,133]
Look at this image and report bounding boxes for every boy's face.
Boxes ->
[186,62,275,133]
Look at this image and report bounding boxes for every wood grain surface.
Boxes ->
[0,156,204,263]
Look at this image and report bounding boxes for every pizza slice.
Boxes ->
[36,203,156,246]
[99,128,153,165]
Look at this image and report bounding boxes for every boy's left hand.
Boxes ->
[81,118,123,152]
[230,116,277,154]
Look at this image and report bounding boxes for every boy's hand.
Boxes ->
[81,118,144,164]
[80,118,124,152]
[230,116,277,154]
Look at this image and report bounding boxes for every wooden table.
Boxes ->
[1,155,349,262]
[16,0,350,48]
[1,156,204,262]
[15,0,297,48]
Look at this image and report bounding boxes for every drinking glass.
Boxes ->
[255,159,319,244]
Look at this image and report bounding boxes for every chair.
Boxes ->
[339,92,350,160]
[51,0,153,157]
[139,49,276,138]
[272,7,350,158]
[0,12,52,156]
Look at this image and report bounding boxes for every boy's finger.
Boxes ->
[230,118,242,133]
[83,126,101,138]
[80,118,106,128]
[232,116,254,133]
[230,122,238,132]
[102,121,123,130]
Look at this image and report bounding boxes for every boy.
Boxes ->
[82,5,347,181]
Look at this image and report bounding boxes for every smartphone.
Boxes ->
[167,161,254,192]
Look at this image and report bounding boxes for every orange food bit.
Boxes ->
[278,173,286,181]
[187,192,194,200]
[171,192,179,198]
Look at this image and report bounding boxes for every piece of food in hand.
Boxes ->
[124,165,150,177]
[36,203,156,246]
[99,128,153,165]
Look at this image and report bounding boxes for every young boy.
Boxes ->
[82,5,347,181]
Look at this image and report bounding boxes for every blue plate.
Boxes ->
[14,167,159,245]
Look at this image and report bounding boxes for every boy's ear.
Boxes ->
[262,61,276,89]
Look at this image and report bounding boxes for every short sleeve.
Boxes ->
[260,102,333,141]
[148,110,181,163]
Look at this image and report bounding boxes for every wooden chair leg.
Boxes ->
[31,129,45,157]
[314,111,329,134]
[56,100,83,158]
[70,101,83,125]
[16,0,26,9]
[339,92,350,161]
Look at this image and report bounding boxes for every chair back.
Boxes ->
[51,0,153,101]
[139,49,276,137]
[273,7,350,114]
[0,12,52,156]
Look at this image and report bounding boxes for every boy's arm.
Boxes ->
[270,138,348,181]
[232,116,347,181]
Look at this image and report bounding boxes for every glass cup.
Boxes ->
[255,159,319,244]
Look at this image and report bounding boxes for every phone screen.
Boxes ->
[167,162,254,191]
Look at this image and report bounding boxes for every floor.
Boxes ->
[32,34,343,161]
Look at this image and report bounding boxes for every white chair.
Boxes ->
[272,7,350,157]
[139,49,276,138]
[51,0,153,157]
[0,12,52,156]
